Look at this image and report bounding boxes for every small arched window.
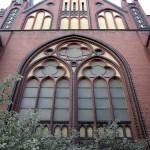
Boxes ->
[118,127,124,137]
[62,126,68,137]
[87,127,93,137]
[80,127,86,137]
[97,10,125,29]
[23,10,52,30]
[54,126,61,136]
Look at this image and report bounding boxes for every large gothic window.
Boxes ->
[97,10,126,29]
[17,38,134,138]
[23,10,52,30]
[60,0,89,29]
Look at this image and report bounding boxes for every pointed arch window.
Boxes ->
[78,58,129,123]
[16,38,138,139]
[97,10,126,29]
[19,58,70,135]
[23,10,52,30]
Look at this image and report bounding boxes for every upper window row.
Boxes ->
[1,6,148,30]
[22,9,126,30]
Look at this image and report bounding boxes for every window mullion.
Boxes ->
[104,11,109,29]
[69,0,72,29]
[32,12,38,30]
[78,0,80,29]
[34,78,42,112]
[107,79,115,121]
[112,12,118,29]
[91,79,97,128]
[41,12,45,29]
[50,78,57,132]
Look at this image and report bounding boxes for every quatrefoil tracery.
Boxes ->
[82,59,115,78]
[58,43,92,61]
[33,59,66,78]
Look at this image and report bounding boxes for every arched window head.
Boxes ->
[23,10,52,30]
[97,10,126,29]
[2,8,19,29]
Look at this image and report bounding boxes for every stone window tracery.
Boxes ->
[58,42,91,61]
[18,40,133,139]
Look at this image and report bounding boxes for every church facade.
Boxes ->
[0,0,150,141]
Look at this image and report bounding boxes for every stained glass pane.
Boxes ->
[54,79,70,121]
[78,110,93,121]
[110,79,128,121]
[54,109,69,121]
[114,110,129,121]
[96,109,111,120]
[78,79,93,121]
[38,79,54,120]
